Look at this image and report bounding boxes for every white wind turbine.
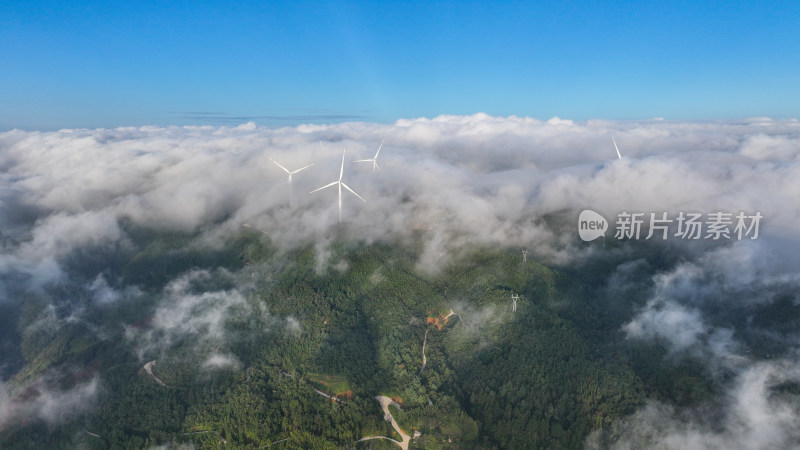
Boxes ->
[353,141,383,171]
[311,149,365,223]
[612,136,622,159]
[511,293,520,312]
[272,159,313,207]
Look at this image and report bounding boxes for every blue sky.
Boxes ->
[1,0,799,130]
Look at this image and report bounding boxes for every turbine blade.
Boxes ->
[353,159,373,162]
[341,183,366,202]
[374,141,383,158]
[291,163,314,174]
[612,137,622,159]
[339,149,346,181]
[272,160,291,174]
[310,181,338,193]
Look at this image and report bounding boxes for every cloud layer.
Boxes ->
[2,115,798,279]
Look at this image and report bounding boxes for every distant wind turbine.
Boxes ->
[612,136,622,159]
[311,149,366,223]
[511,293,520,313]
[272,159,313,207]
[353,141,383,171]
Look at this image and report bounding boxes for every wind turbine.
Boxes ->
[511,293,520,312]
[311,148,366,223]
[272,159,313,207]
[353,141,383,171]
[612,136,622,159]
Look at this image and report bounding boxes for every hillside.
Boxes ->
[0,226,719,449]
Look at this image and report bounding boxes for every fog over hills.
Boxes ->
[1,114,799,448]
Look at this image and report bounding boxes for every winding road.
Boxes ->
[421,307,461,376]
[313,388,346,404]
[358,395,413,450]
[420,329,429,376]
[143,360,169,387]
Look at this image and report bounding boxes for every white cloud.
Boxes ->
[0,210,123,286]
[202,353,242,370]
[127,269,251,358]
[740,134,800,161]
[624,298,707,353]
[88,273,142,305]
[588,360,800,450]
[285,316,301,334]
[0,115,798,279]
[0,376,99,428]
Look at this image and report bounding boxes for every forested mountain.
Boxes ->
[0,226,722,449]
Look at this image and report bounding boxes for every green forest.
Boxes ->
[0,226,717,449]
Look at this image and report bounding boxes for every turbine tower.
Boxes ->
[612,136,622,159]
[511,293,520,312]
[311,148,366,223]
[272,159,313,207]
[521,249,528,263]
[353,141,383,171]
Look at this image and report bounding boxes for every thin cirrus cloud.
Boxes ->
[168,110,370,123]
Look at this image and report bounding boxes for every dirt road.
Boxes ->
[356,395,412,450]
[143,360,169,387]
